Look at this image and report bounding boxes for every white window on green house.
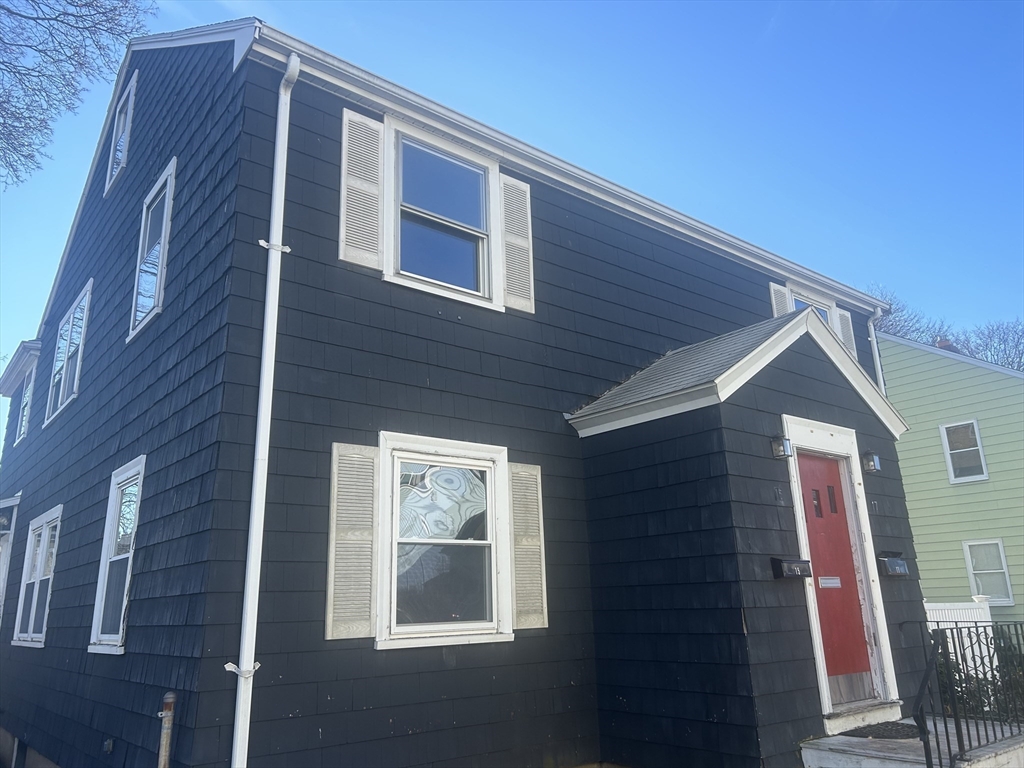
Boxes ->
[0,496,19,631]
[105,70,138,193]
[13,505,62,646]
[939,419,989,483]
[325,433,548,649]
[90,456,146,653]
[46,280,93,423]
[963,540,1014,606]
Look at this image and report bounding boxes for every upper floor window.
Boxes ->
[129,158,176,338]
[15,365,34,444]
[0,496,19,631]
[769,282,856,353]
[940,419,989,483]
[46,280,93,423]
[13,505,62,647]
[338,110,536,314]
[962,539,1013,606]
[105,71,138,193]
[90,456,146,653]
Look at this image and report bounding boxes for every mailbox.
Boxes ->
[771,558,812,579]
[878,551,909,577]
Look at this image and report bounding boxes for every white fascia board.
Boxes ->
[251,27,886,316]
[0,340,41,396]
[877,332,1024,380]
[715,312,812,403]
[568,384,721,438]
[35,18,262,340]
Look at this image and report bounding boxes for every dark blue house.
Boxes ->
[0,19,927,768]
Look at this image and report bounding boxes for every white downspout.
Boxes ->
[227,51,300,768]
[868,306,887,396]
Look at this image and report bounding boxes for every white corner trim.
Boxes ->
[877,332,1024,380]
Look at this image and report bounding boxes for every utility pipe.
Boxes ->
[228,51,301,768]
[867,305,887,396]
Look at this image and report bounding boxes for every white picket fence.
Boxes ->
[924,596,993,628]
[924,597,997,674]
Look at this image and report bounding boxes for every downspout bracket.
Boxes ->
[225,661,261,679]
[258,239,291,253]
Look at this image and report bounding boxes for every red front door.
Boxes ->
[798,452,875,706]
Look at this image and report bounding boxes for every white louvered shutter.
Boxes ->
[500,175,535,314]
[836,308,857,353]
[325,443,378,640]
[339,110,384,270]
[769,282,792,318]
[509,463,547,629]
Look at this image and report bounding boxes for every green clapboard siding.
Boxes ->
[879,335,1024,622]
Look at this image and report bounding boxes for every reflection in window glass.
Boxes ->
[134,183,169,329]
[965,540,1013,604]
[401,140,484,229]
[48,287,90,418]
[944,422,987,481]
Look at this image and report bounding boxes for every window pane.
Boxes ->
[28,529,42,578]
[20,583,34,634]
[32,577,49,635]
[111,129,126,178]
[970,543,1003,571]
[68,299,86,353]
[946,423,978,451]
[396,544,492,624]
[951,448,984,478]
[42,523,58,576]
[974,572,1011,602]
[101,557,130,635]
[398,462,487,541]
[401,140,484,230]
[18,372,32,437]
[54,320,71,371]
[63,348,79,401]
[0,507,12,534]
[400,214,480,292]
[114,481,139,556]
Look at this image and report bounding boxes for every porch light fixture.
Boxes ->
[862,451,881,473]
[771,436,793,459]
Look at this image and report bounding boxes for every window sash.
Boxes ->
[106,71,136,189]
[130,159,176,337]
[963,540,1014,605]
[15,510,60,643]
[16,368,34,442]
[940,420,989,483]
[46,283,91,421]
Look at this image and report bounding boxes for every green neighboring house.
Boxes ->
[878,333,1024,622]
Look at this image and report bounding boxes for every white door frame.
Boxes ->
[782,415,900,732]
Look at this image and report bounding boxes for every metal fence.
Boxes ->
[912,621,1024,768]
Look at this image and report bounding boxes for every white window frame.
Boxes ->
[128,157,176,340]
[105,70,138,195]
[939,419,989,484]
[89,455,146,653]
[12,505,62,647]
[375,432,514,649]
[0,495,20,631]
[44,279,93,425]
[382,117,507,313]
[963,540,1014,607]
[14,365,35,445]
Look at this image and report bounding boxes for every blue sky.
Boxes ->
[1,0,1022,440]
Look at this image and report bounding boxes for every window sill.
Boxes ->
[125,307,162,344]
[42,393,77,429]
[11,639,44,648]
[375,631,514,651]
[949,475,989,485]
[383,272,505,313]
[13,433,26,447]
[88,643,126,655]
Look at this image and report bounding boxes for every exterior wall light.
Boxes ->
[771,436,793,459]
[862,451,881,473]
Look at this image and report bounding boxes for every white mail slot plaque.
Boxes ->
[818,576,842,589]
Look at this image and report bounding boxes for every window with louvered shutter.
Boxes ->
[835,308,856,353]
[339,109,385,269]
[769,282,792,318]
[770,282,860,354]
[501,175,535,314]
[510,463,547,629]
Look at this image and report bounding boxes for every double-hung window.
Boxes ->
[0,497,19,630]
[129,158,176,338]
[90,456,145,652]
[962,540,1014,606]
[769,281,857,352]
[940,419,988,483]
[15,365,34,444]
[13,506,62,646]
[339,110,536,314]
[325,433,548,649]
[46,280,92,422]
[105,71,137,193]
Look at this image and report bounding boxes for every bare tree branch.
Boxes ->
[0,0,154,186]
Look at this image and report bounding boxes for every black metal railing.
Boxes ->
[912,621,1024,768]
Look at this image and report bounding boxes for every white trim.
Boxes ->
[877,332,1024,379]
[87,643,126,655]
[13,364,35,445]
[375,432,514,650]
[568,310,909,439]
[382,116,507,313]
[782,416,899,720]
[127,157,177,341]
[0,340,41,396]
[12,505,62,646]
[43,279,93,426]
[89,455,146,649]
[962,539,1014,607]
[0,495,20,632]
[823,701,904,736]
[938,419,989,484]
[251,29,888,316]
[104,70,138,195]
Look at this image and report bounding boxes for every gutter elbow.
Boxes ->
[280,52,300,94]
